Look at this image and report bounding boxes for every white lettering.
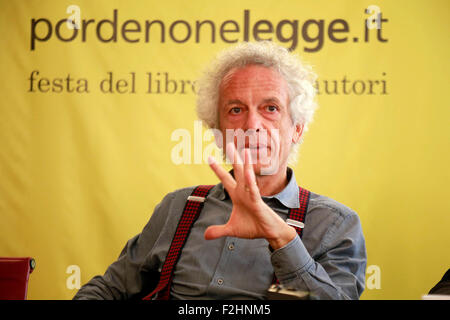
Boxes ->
[66,265,81,289]
[66,5,81,30]
[366,264,381,289]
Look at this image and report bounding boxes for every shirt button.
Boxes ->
[228,243,235,251]
[217,278,224,285]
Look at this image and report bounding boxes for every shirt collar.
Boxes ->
[217,167,300,209]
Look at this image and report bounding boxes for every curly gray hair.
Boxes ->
[196,41,318,163]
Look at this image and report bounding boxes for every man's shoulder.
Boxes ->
[305,191,364,247]
[166,185,197,197]
[307,191,359,221]
[162,184,219,204]
[150,184,218,224]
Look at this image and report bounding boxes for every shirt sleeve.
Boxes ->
[72,192,175,300]
[270,211,367,300]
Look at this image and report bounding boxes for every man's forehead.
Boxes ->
[221,64,285,86]
[219,65,289,101]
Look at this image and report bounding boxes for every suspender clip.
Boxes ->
[187,196,206,202]
[286,219,304,229]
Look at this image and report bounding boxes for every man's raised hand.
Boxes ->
[204,143,296,249]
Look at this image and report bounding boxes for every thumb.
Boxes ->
[204,224,230,240]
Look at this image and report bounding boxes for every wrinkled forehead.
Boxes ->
[219,64,290,103]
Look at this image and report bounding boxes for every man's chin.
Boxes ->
[252,160,280,176]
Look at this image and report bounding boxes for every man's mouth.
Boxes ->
[247,144,268,150]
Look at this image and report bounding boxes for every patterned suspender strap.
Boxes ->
[286,186,311,238]
[272,186,310,285]
[142,185,215,300]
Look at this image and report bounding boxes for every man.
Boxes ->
[74,41,366,300]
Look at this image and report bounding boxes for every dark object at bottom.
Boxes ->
[428,269,450,295]
[266,284,311,300]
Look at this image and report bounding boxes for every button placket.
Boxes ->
[209,237,235,290]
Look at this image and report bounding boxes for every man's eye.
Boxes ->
[230,107,241,114]
[266,105,278,112]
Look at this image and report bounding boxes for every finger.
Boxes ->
[208,156,236,190]
[226,142,244,184]
[204,224,231,240]
[244,149,260,198]
[225,142,239,164]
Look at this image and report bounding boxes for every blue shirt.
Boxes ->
[74,168,367,300]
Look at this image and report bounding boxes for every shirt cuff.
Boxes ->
[270,234,313,281]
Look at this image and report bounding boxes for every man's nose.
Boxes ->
[244,109,263,132]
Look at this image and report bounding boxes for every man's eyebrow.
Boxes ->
[225,99,245,106]
[225,97,283,105]
[261,97,283,105]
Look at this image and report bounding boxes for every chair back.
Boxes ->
[0,257,36,300]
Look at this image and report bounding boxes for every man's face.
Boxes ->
[217,64,303,175]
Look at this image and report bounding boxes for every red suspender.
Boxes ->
[143,185,310,300]
[272,186,310,285]
[142,185,214,300]
[286,186,310,238]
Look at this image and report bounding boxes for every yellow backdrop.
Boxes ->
[0,0,448,300]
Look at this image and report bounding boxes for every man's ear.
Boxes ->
[292,123,304,144]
